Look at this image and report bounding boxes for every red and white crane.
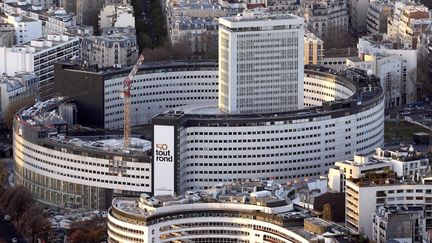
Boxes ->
[122,54,145,149]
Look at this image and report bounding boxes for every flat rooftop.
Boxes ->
[113,180,297,218]
[17,97,151,154]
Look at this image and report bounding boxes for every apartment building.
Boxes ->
[98,4,135,29]
[0,73,38,113]
[328,155,391,193]
[345,178,432,241]
[304,31,324,65]
[0,35,80,100]
[329,146,429,192]
[349,0,369,32]
[366,0,394,35]
[2,14,42,44]
[1,3,87,36]
[355,34,418,106]
[302,0,349,39]
[387,1,431,49]
[81,27,138,68]
[167,0,228,19]
[169,16,218,55]
[0,23,15,47]
[346,53,405,109]
[373,205,426,243]
[265,0,300,14]
[218,9,305,114]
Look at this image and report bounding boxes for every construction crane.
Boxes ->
[122,54,145,149]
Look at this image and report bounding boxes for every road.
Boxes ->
[1,158,13,188]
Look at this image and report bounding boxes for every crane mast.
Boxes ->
[123,54,145,149]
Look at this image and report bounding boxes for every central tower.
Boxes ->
[218,9,305,114]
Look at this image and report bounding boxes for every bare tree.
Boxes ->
[0,162,7,185]
[0,186,33,219]
[323,22,355,49]
[4,96,35,130]
[69,218,108,243]
[17,204,51,243]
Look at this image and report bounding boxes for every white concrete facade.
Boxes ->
[103,68,219,129]
[357,36,418,106]
[163,68,385,193]
[0,35,80,84]
[346,180,432,241]
[99,4,135,29]
[108,198,309,243]
[218,11,305,114]
[3,14,42,44]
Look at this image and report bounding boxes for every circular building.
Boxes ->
[151,67,385,193]
[107,181,312,243]
[16,62,385,209]
[13,97,153,209]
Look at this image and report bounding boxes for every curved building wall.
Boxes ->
[102,65,354,128]
[13,119,152,209]
[107,202,308,243]
[104,69,218,129]
[303,73,356,107]
[150,69,385,193]
[178,104,384,192]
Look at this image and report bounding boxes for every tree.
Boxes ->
[69,218,108,243]
[322,203,333,221]
[0,186,33,219]
[17,204,51,243]
[0,162,7,185]
[322,21,356,50]
[203,32,218,59]
[139,32,154,49]
[4,96,35,130]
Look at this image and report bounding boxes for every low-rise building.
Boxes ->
[99,4,135,29]
[329,146,429,193]
[304,31,324,65]
[0,23,15,47]
[328,155,391,193]
[2,13,42,44]
[265,0,300,14]
[373,205,426,243]
[366,0,393,35]
[107,180,329,243]
[356,34,418,106]
[82,27,138,68]
[302,0,349,39]
[169,16,218,55]
[0,73,38,113]
[375,146,429,179]
[0,35,80,100]
[387,1,431,49]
